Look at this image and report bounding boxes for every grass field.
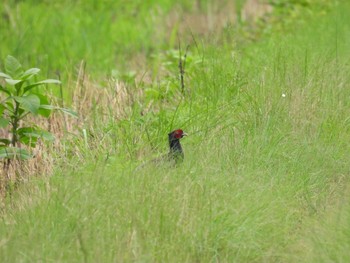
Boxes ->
[0,1,350,262]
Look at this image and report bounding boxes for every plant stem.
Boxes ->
[11,100,20,147]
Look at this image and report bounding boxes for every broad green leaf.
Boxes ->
[18,127,37,147]
[39,105,55,110]
[21,68,40,79]
[5,101,14,112]
[40,104,78,118]
[0,117,9,128]
[0,85,12,96]
[0,104,5,115]
[5,78,23,86]
[0,139,11,146]
[19,136,37,148]
[18,127,55,141]
[5,56,23,78]
[18,127,55,147]
[23,79,61,94]
[0,147,32,160]
[14,94,40,114]
[0,72,12,79]
[35,94,52,117]
[58,107,78,118]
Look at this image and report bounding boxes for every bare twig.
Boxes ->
[178,39,190,95]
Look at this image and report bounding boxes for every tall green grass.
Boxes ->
[1,1,350,262]
[0,0,206,80]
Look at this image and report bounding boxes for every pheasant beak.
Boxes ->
[182,132,188,137]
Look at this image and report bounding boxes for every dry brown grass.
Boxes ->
[163,0,272,43]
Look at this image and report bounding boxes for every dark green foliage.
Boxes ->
[0,55,76,160]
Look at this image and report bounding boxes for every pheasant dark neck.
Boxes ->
[168,136,184,162]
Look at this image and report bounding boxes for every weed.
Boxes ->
[0,56,76,196]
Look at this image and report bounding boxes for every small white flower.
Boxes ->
[282,93,286,98]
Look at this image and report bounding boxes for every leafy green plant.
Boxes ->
[0,55,76,161]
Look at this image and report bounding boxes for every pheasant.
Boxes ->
[167,129,187,163]
[136,129,187,170]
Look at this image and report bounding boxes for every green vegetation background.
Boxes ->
[1,0,350,262]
